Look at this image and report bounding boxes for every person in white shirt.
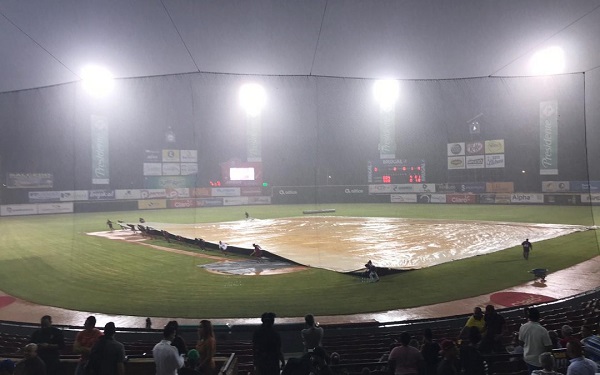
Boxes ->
[153,324,184,375]
[301,314,324,352]
[518,307,552,373]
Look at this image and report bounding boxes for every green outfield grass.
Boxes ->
[0,204,598,318]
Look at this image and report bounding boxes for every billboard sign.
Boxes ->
[7,173,54,189]
[485,154,505,168]
[466,155,485,169]
[448,156,465,169]
[91,115,109,185]
[484,139,505,154]
[447,142,465,156]
[540,100,558,175]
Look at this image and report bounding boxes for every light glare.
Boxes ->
[529,46,565,76]
[81,65,114,97]
[373,80,399,111]
[239,83,266,117]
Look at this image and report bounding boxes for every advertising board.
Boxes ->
[167,199,195,209]
[89,190,116,200]
[7,173,53,189]
[446,194,477,204]
[37,202,74,214]
[390,194,417,203]
[466,155,485,169]
[448,156,465,169]
[511,194,544,204]
[447,142,466,156]
[223,197,250,206]
[541,181,570,193]
[486,182,514,193]
[211,187,241,197]
[140,189,167,199]
[138,199,167,210]
[28,191,62,203]
[115,190,142,200]
[485,154,505,168]
[1,204,38,216]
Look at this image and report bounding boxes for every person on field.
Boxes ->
[522,239,533,260]
[106,220,114,231]
[364,260,379,282]
[251,244,263,259]
[219,241,228,254]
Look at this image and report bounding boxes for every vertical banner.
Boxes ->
[540,100,558,175]
[379,109,396,159]
[246,115,262,162]
[91,115,109,185]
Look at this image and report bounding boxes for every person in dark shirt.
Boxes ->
[437,340,459,375]
[88,322,126,375]
[167,321,188,356]
[459,327,486,375]
[420,328,441,375]
[253,312,285,375]
[15,343,46,375]
[480,305,505,353]
[29,315,64,375]
[522,239,533,260]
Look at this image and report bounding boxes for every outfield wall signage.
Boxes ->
[162,163,181,176]
[59,191,89,201]
[570,181,600,193]
[168,199,195,209]
[162,150,180,162]
[180,150,198,163]
[144,150,161,162]
[196,198,223,207]
[542,181,570,192]
[581,194,600,204]
[484,140,505,154]
[144,176,195,189]
[89,190,115,200]
[417,194,447,203]
[180,163,198,176]
[511,194,544,204]
[479,194,496,204]
[466,155,485,169]
[248,196,272,205]
[485,154,505,168]
[446,194,477,204]
[486,182,514,193]
[28,191,62,203]
[138,199,167,210]
[38,203,74,214]
[435,183,457,193]
[369,184,435,194]
[143,163,162,176]
[7,173,54,189]
[115,190,142,200]
[447,142,465,156]
[211,187,241,197]
[223,197,249,206]
[540,100,558,175]
[241,186,263,196]
[1,204,38,216]
[140,189,167,199]
[193,188,211,198]
[91,115,109,185]
[466,141,484,155]
[458,183,486,193]
[448,156,465,169]
[166,188,190,198]
[390,194,417,203]
[494,193,511,204]
[545,195,579,205]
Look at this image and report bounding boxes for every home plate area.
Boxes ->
[200,259,304,276]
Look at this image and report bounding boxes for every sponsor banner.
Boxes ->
[448,156,465,169]
[511,193,544,204]
[144,150,161,162]
[144,176,195,189]
[581,194,600,204]
[59,191,89,201]
[540,100,558,175]
[115,189,142,200]
[1,204,38,216]
[7,173,54,189]
[466,155,485,169]
[241,186,263,196]
[368,184,434,194]
[162,163,181,176]
[196,198,223,207]
[162,149,180,162]
[369,184,395,194]
[545,195,579,205]
[180,163,198,176]
[343,187,367,194]
[248,196,272,205]
[138,199,167,210]
[89,190,115,200]
[458,183,486,193]
[495,193,512,204]
[143,163,162,176]
[570,181,600,193]
[541,181,570,193]
[166,188,190,198]
[486,182,514,193]
[193,188,211,198]
[485,154,505,168]
[484,139,505,154]
[479,194,496,204]
[28,191,62,203]
[447,142,466,156]
[466,141,485,155]
[91,115,109,185]
[180,150,198,163]
[167,199,195,209]
[37,202,74,214]
[211,187,241,197]
[390,194,418,203]
[435,183,457,193]
[140,189,167,199]
[223,196,250,206]
[446,194,477,204]
[430,194,447,203]
[379,109,396,159]
[247,115,262,162]
[412,184,436,193]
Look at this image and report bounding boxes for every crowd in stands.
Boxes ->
[0,297,599,375]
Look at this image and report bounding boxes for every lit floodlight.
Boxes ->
[239,83,266,117]
[530,46,565,76]
[373,79,400,111]
[81,65,114,97]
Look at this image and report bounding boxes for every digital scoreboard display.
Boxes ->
[367,159,426,184]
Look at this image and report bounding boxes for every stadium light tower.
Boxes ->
[373,79,399,159]
[81,65,115,97]
[529,46,565,76]
[239,83,266,162]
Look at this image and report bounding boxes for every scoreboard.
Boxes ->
[367,159,426,184]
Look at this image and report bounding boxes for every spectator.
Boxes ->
[548,330,561,349]
[579,325,592,340]
[14,343,46,375]
[480,305,505,354]
[387,332,423,375]
[179,349,202,375]
[146,317,152,330]
[531,352,561,375]
[153,323,185,375]
[437,340,458,375]
[0,359,15,375]
[73,316,103,375]
[167,321,187,356]
[88,322,126,375]
[560,325,578,348]
[580,327,600,362]
[566,340,597,375]
[196,320,216,375]
[518,308,552,373]
[420,328,440,375]
[301,314,324,353]
[253,312,285,375]
[29,315,65,375]
[457,308,485,340]
[459,327,485,375]
[308,347,333,375]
